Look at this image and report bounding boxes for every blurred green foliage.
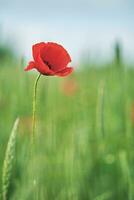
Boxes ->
[0,46,134,200]
[0,44,15,65]
[114,41,123,67]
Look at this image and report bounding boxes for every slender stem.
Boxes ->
[32,73,41,143]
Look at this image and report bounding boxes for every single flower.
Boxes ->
[25,42,73,77]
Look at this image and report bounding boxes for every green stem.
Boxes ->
[32,73,41,144]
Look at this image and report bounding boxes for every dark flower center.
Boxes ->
[44,60,52,69]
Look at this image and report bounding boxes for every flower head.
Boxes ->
[25,42,73,77]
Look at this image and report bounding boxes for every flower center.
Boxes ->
[44,60,52,69]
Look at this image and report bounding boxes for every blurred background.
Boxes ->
[0,0,134,63]
[0,0,134,200]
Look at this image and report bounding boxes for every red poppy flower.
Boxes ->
[25,42,73,77]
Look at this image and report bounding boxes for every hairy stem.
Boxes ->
[32,73,41,144]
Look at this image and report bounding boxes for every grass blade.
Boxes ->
[2,118,19,200]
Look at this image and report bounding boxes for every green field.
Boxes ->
[1,55,134,199]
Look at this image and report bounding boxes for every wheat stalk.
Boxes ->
[2,118,19,200]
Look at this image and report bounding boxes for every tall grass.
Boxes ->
[0,62,134,199]
[2,118,19,200]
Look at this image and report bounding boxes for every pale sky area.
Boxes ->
[0,0,134,63]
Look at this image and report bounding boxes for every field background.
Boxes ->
[0,45,134,200]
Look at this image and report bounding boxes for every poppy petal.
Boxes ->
[55,67,73,77]
[32,42,46,61]
[40,42,71,71]
[36,54,55,75]
[24,61,35,71]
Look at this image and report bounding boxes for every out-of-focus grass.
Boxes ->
[0,60,134,200]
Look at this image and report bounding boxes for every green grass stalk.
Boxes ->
[96,81,105,139]
[2,118,19,200]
